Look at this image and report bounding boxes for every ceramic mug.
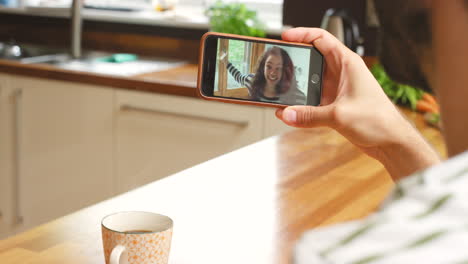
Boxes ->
[101,211,173,264]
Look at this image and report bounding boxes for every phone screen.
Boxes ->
[202,36,323,106]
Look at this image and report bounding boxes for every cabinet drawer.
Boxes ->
[115,90,263,193]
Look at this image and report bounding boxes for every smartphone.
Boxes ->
[197,32,323,107]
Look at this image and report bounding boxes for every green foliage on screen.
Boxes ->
[206,1,266,37]
[228,40,244,62]
[227,40,248,89]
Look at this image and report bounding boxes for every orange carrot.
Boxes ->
[416,100,439,113]
[422,93,437,105]
[420,93,440,112]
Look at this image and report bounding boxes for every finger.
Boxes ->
[275,108,284,120]
[282,27,351,72]
[219,52,227,61]
[320,65,339,105]
[282,28,346,55]
[277,105,335,128]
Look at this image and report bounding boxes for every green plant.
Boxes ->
[371,62,423,110]
[205,1,266,37]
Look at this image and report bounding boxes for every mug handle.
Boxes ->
[110,245,128,264]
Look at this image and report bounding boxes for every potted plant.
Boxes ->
[205,1,266,37]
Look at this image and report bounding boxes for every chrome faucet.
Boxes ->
[71,0,82,59]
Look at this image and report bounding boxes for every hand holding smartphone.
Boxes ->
[197,32,324,107]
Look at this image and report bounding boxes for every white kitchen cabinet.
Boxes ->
[114,90,265,193]
[0,74,114,238]
[0,74,13,236]
[0,72,296,239]
[263,107,294,139]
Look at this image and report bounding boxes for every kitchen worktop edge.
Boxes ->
[0,59,199,98]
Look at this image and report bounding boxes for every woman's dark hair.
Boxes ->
[374,0,432,91]
[251,46,295,99]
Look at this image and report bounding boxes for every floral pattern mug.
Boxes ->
[101,211,173,264]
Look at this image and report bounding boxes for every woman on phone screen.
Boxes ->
[226,46,306,105]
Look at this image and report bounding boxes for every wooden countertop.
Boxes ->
[0,109,445,264]
[0,59,199,98]
[0,57,378,99]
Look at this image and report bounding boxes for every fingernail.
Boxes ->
[275,109,283,118]
[283,109,297,123]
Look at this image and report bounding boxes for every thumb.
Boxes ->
[275,105,334,128]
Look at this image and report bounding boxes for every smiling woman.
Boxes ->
[214,38,307,105]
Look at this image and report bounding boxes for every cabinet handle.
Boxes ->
[12,89,24,225]
[120,104,250,128]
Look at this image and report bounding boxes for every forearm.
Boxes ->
[375,126,441,181]
[227,62,253,89]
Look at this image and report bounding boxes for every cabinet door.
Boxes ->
[0,74,13,236]
[115,90,263,193]
[263,108,294,138]
[8,76,114,232]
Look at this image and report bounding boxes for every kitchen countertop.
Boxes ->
[0,59,199,97]
[0,57,379,99]
[0,109,445,264]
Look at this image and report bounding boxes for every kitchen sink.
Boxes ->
[26,53,186,77]
[1,42,187,77]
[20,53,78,64]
